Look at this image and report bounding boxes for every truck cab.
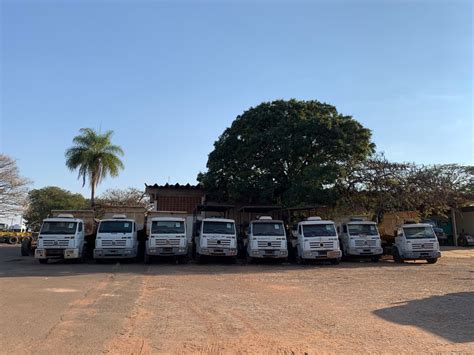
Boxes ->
[339,218,383,262]
[246,216,288,261]
[35,214,86,264]
[295,217,342,264]
[145,217,188,263]
[194,218,237,262]
[93,215,138,260]
[392,221,441,263]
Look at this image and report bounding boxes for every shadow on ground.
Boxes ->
[0,245,438,278]
[374,292,474,343]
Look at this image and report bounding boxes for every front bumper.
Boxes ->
[401,250,441,260]
[93,248,137,259]
[249,249,288,259]
[147,247,188,256]
[302,249,342,260]
[347,247,383,256]
[35,248,79,259]
[200,248,237,257]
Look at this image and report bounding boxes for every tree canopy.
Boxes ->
[198,99,375,206]
[23,186,88,231]
[0,154,30,218]
[97,187,149,207]
[337,154,474,221]
[65,128,124,206]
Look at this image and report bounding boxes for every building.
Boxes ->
[144,183,206,213]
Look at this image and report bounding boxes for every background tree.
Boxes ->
[338,154,474,221]
[0,154,30,218]
[65,128,124,207]
[97,187,150,207]
[198,99,375,206]
[23,186,88,231]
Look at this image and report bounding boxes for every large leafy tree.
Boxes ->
[65,128,124,207]
[23,186,88,231]
[198,99,375,206]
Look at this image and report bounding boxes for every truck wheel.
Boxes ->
[195,253,204,264]
[8,236,18,244]
[39,259,48,264]
[392,248,403,263]
[246,255,253,264]
[330,258,340,265]
[178,255,189,264]
[21,239,31,256]
[371,256,381,263]
[427,258,438,264]
[144,253,151,264]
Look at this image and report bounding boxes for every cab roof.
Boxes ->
[347,221,377,225]
[43,217,83,223]
[202,218,235,223]
[251,219,284,224]
[150,217,185,222]
[299,219,335,225]
[100,218,135,223]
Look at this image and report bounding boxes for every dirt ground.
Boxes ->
[0,245,473,354]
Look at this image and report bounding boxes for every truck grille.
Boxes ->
[207,239,231,247]
[309,241,335,249]
[412,242,435,250]
[155,239,180,246]
[257,241,282,249]
[354,240,377,247]
[43,240,69,247]
[101,240,126,247]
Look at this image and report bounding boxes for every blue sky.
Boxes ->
[1,0,473,199]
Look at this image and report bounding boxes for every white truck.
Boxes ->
[392,221,441,264]
[339,218,383,262]
[145,217,188,263]
[35,214,87,264]
[246,216,288,262]
[294,217,342,264]
[93,215,139,260]
[193,217,238,263]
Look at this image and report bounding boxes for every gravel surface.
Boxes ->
[0,245,473,354]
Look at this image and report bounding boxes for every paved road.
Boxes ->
[0,245,473,353]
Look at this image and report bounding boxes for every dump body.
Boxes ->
[339,219,383,259]
[393,223,441,263]
[295,217,342,262]
[246,217,288,259]
[146,217,188,258]
[94,216,139,259]
[35,215,87,262]
[194,218,238,258]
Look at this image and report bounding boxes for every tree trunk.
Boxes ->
[91,182,95,208]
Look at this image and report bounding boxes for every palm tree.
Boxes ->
[65,128,124,207]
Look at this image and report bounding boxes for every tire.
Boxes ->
[39,258,48,264]
[330,258,340,265]
[392,248,404,263]
[178,255,189,264]
[8,236,18,244]
[195,253,204,264]
[371,256,381,263]
[144,253,151,264]
[21,239,31,256]
[427,258,438,264]
[246,254,253,264]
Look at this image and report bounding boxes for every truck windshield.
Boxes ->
[40,221,77,235]
[348,224,378,236]
[202,221,235,235]
[99,221,132,233]
[403,226,436,239]
[303,224,336,237]
[152,221,185,234]
[252,222,285,236]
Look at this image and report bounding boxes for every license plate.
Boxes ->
[264,250,275,254]
[327,251,339,258]
[213,249,224,254]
